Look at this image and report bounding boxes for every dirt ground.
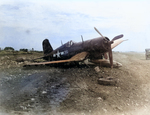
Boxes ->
[0,51,150,115]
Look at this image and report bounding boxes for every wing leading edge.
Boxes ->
[23,52,89,67]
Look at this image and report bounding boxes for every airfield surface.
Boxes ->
[0,51,150,115]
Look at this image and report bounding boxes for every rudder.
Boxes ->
[42,39,53,55]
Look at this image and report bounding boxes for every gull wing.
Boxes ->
[111,39,128,49]
[23,52,89,67]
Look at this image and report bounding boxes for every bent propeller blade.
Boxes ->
[94,27,106,39]
[108,49,113,68]
[112,34,124,41]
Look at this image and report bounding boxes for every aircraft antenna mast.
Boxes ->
[81,35,84,42]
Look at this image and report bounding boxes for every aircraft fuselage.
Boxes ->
[44,37,111,61]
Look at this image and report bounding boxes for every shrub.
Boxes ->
[20,49,28,52]
[4,47,14,51]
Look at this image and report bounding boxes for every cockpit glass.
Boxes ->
[66,40,74,47]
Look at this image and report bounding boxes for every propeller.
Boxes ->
[112,34,124,41]
[94,27,123,68]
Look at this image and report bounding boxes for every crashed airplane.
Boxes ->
[24,27,126,68]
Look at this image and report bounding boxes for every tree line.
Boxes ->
[0,47,29,52]
[0,47,42,53]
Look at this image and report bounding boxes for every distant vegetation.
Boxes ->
[20,49,28,52]
[4,47,14,51]
[0,47,43,54]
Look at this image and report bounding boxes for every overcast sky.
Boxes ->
[0,0,150,52]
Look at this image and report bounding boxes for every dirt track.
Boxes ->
[0,52,150,115]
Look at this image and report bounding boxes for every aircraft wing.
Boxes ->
[111,38,127,49]
[23,52,89,67]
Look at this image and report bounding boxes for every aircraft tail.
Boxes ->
[42,39,53,55]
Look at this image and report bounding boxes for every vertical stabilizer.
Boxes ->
[42,39,53,55]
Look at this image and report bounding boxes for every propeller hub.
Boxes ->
[109,41,114,44]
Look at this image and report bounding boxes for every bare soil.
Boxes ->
[0,51,150,115]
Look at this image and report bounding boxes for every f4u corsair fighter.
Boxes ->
[24,27,126,68]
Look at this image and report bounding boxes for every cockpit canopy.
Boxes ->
[65,40,75,47]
